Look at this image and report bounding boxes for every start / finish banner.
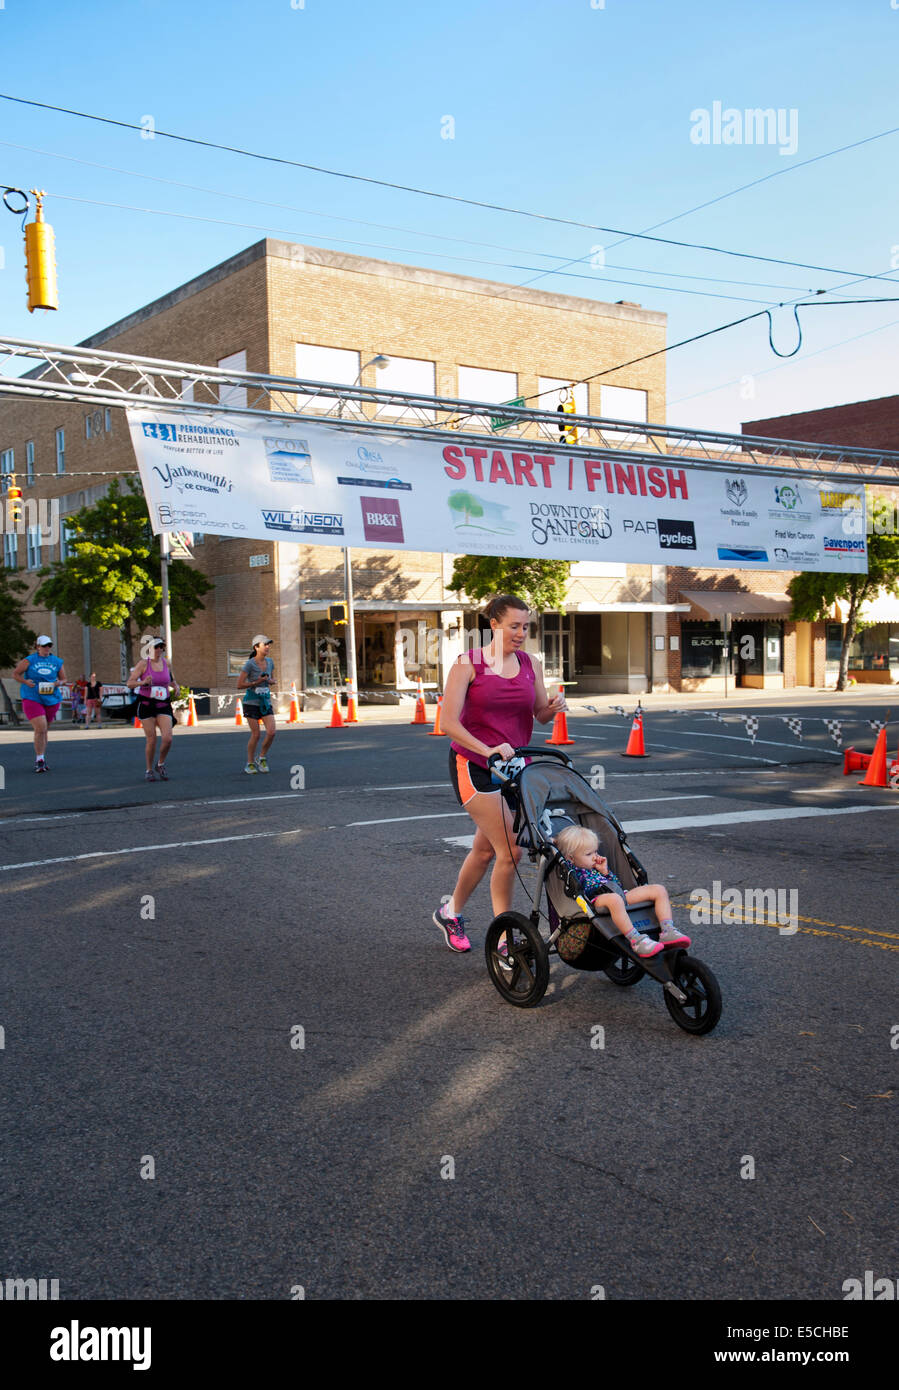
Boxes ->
[126,409,868,573]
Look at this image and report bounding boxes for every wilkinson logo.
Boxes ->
[360,496,404,542]
[261,509,344,535]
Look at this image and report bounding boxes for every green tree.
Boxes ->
[788,496,899,690]
[34,478,213,671]
[450,554,571,613]
[448,490,484,528]
[0,565,36,724]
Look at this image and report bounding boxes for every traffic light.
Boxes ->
[6,476,23,526]
[329,603,348,625]
[557,394,579,444]
[24,191,58,312]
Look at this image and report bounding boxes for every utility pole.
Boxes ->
[160,531,173,657]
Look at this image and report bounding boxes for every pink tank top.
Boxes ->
[139,657,172,698]
[450,648,535,769]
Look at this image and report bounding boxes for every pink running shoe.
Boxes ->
[659,924,691,948]
[627,931,664,959]
[433,905,471,953]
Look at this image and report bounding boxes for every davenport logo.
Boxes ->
[360,496,404,542]
[657,518,697,550]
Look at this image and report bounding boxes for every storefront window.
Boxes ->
[681,621,726,677]
[847,623,899,672]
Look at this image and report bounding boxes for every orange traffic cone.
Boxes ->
[288,681,301,724]
[134,713,142,728]
[235,698,244,727]
[329,691,344,728]
[411,678,427,725]
[546,685,574,746]
[621,712,649,758]
[186,694,198,727]
[428,696,446,736]
[858,725,888,787]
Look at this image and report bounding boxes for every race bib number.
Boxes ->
[150,685,169,701]
[38,682,56,695]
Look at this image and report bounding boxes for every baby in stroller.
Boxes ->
[554,825,691,959]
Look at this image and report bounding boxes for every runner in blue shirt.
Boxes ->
[13,635,67,772]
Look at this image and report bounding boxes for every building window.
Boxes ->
[374,356,436,420]
[218,350,248,409]
[105,408,112,432]
[681,621,727,678]
[0,447,12,491]
[59,519,75,562]
[3,533,16,570]
[456,365,519,432]
[847,622,899,673]
[26,440,35,485]
[55,428,65,475]
[180,380,195,403]
[85,414,92,440]
[227,648,253,676]
[294,343,360,413]
[27,524,42,570]
[599,385,648,443]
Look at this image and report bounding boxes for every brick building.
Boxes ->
[1,239,680,703]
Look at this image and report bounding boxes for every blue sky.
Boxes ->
[1,0,898,434]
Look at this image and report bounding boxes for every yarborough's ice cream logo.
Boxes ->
[531,502,612,546]
[152,461,234,496]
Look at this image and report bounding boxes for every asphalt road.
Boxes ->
[1,702,897,1301]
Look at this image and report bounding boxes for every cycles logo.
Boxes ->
[360,496,404,542]
[657,518,697,550]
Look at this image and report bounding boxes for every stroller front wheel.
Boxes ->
[485,912,549,1008]
[603,953,645,987]
[663,954,722,1035]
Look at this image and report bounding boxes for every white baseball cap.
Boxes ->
[36,635,53,646]
[251,634,273,646]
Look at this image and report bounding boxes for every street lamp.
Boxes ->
[341,355,389,702]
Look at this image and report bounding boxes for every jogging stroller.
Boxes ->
[484,748,722,1034]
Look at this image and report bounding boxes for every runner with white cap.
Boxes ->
[13,635,67,773]
[237,634,276,774]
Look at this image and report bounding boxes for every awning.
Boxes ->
[680,589,792,620]
[832,589,899,624]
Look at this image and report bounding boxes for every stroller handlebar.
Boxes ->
[486,746,575,782]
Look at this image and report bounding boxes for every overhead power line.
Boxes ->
[0,91,895,283]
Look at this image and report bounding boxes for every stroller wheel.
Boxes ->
[663,954,722,1035]
[603,954,645,988]
[485,912,549,1008]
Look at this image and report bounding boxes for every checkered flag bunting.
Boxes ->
[823,718,843,748]
[707,710,726,721]
[609,705,628,717]
[781,716,803,741]
[742,715,760,743]
[867,719,887,732]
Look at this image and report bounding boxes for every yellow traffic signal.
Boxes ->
[329,603,348,625]
[557,394,579,444]
[24,191,58,312]
[7,477,23,525]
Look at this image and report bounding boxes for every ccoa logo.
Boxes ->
[360,495,404,542]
